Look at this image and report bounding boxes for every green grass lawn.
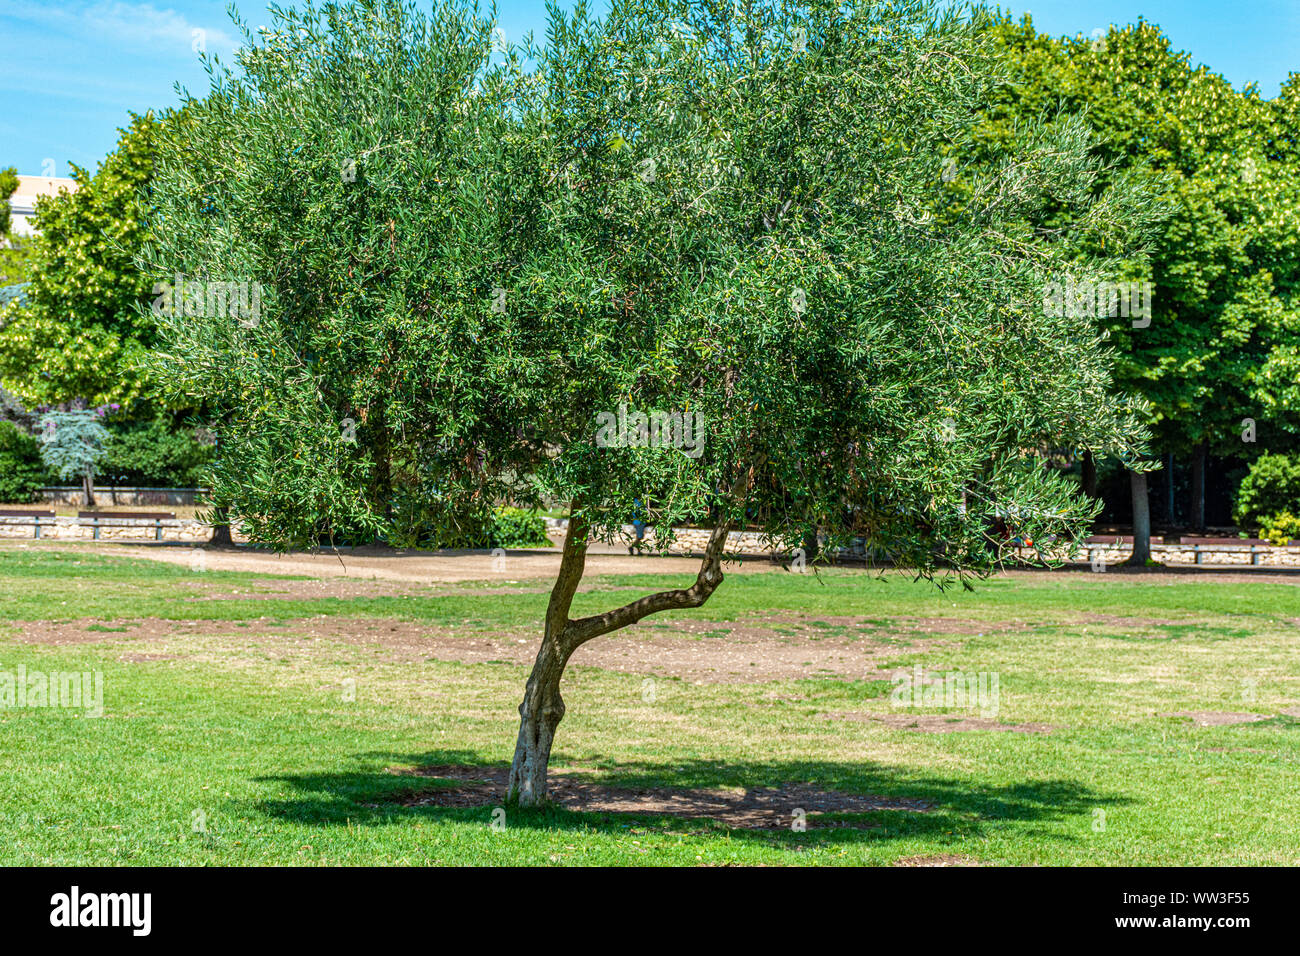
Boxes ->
[0,548,1296,865]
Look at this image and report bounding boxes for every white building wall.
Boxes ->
[6,175,77,238]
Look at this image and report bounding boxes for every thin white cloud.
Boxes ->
[0,0,235,55]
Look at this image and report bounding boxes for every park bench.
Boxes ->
[1174,537,1273,566]
[77,511,179,541]
[1084,534,1277,566]
[0,509,57,539]
[1178,537,1269,546]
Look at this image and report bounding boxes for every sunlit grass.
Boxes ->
[0,549,1295,865]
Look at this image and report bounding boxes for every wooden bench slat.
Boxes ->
[77,511,176,520]
[1177,537,1269,546]
[0,509,54,518]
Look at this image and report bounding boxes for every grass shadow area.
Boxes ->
[254,750,1131,851]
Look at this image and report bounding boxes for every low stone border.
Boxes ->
[1022,543,1300,567]
[0,515,213,542]
[41,486,207,506]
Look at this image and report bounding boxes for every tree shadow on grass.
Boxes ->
[253,749,1132,851]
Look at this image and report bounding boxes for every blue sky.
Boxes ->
[1,0,1296,177]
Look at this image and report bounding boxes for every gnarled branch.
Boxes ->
[547,502,588,639]
[564,522,732,649]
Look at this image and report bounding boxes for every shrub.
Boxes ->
[100,416,212,488]
[0,421,47,502]
[1259,512,1300,546]
[1233,454,1300,531]
[489,507,550,548]
[386,505,550,550]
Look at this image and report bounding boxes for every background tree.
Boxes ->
[0,114,161,408]
[145,0,1153,804]
[99,411,213,487]
[0,167,18,237]
[37,408,112,506]
[0,237,35,289]
[983,17,1300,547]
[0,167,35,288]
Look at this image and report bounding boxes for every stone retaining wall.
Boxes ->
[40,486,206,506]
[0,516,214,542]
[571,520,1300,566]
[1032,543,1300,567]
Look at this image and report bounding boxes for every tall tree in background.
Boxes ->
[0,167,18,237]
[0,166,34,287]
[0,113,161,408]
[984,16,1300,548]
[146,0,1152,804]
[1248,71,1300,446]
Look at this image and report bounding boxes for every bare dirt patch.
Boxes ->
[1161,711,1269,727]
[4,613,945,683]
[323,612,951,683]
[391,764,930,829]
[7,617,249,646]
[183,576,435,601]
[760,613,1031,637]
[822,712,1056,733]
[566,625,943,684]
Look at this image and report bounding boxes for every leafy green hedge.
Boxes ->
[386,505,550,550]
[488,507,550,548]
[1233,454,1300,532]
[0,421,46,502]
[100,416,212,488]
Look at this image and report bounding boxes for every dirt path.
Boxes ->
[2,540,787,585]
[9,539,1300,587]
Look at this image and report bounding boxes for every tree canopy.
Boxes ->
[0,166,34,288]
[0,113,162,408]
[984,16,1300,461]
[0,166,19,238]
[144,0,1155,802]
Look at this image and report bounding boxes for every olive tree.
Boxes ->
[145,0,1152,804]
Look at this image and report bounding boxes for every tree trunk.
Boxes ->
[1081,451,1097,499]
[209,505,233,547]
[1190,442,1206,532]
[81,467,95,508]
[1165,453,1175,527]
[507,633,571,806]
[1127,468,1151,566]
[507,506,589,806]
[504,474,751,806]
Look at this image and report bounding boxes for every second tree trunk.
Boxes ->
[1128,468,1151,566]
